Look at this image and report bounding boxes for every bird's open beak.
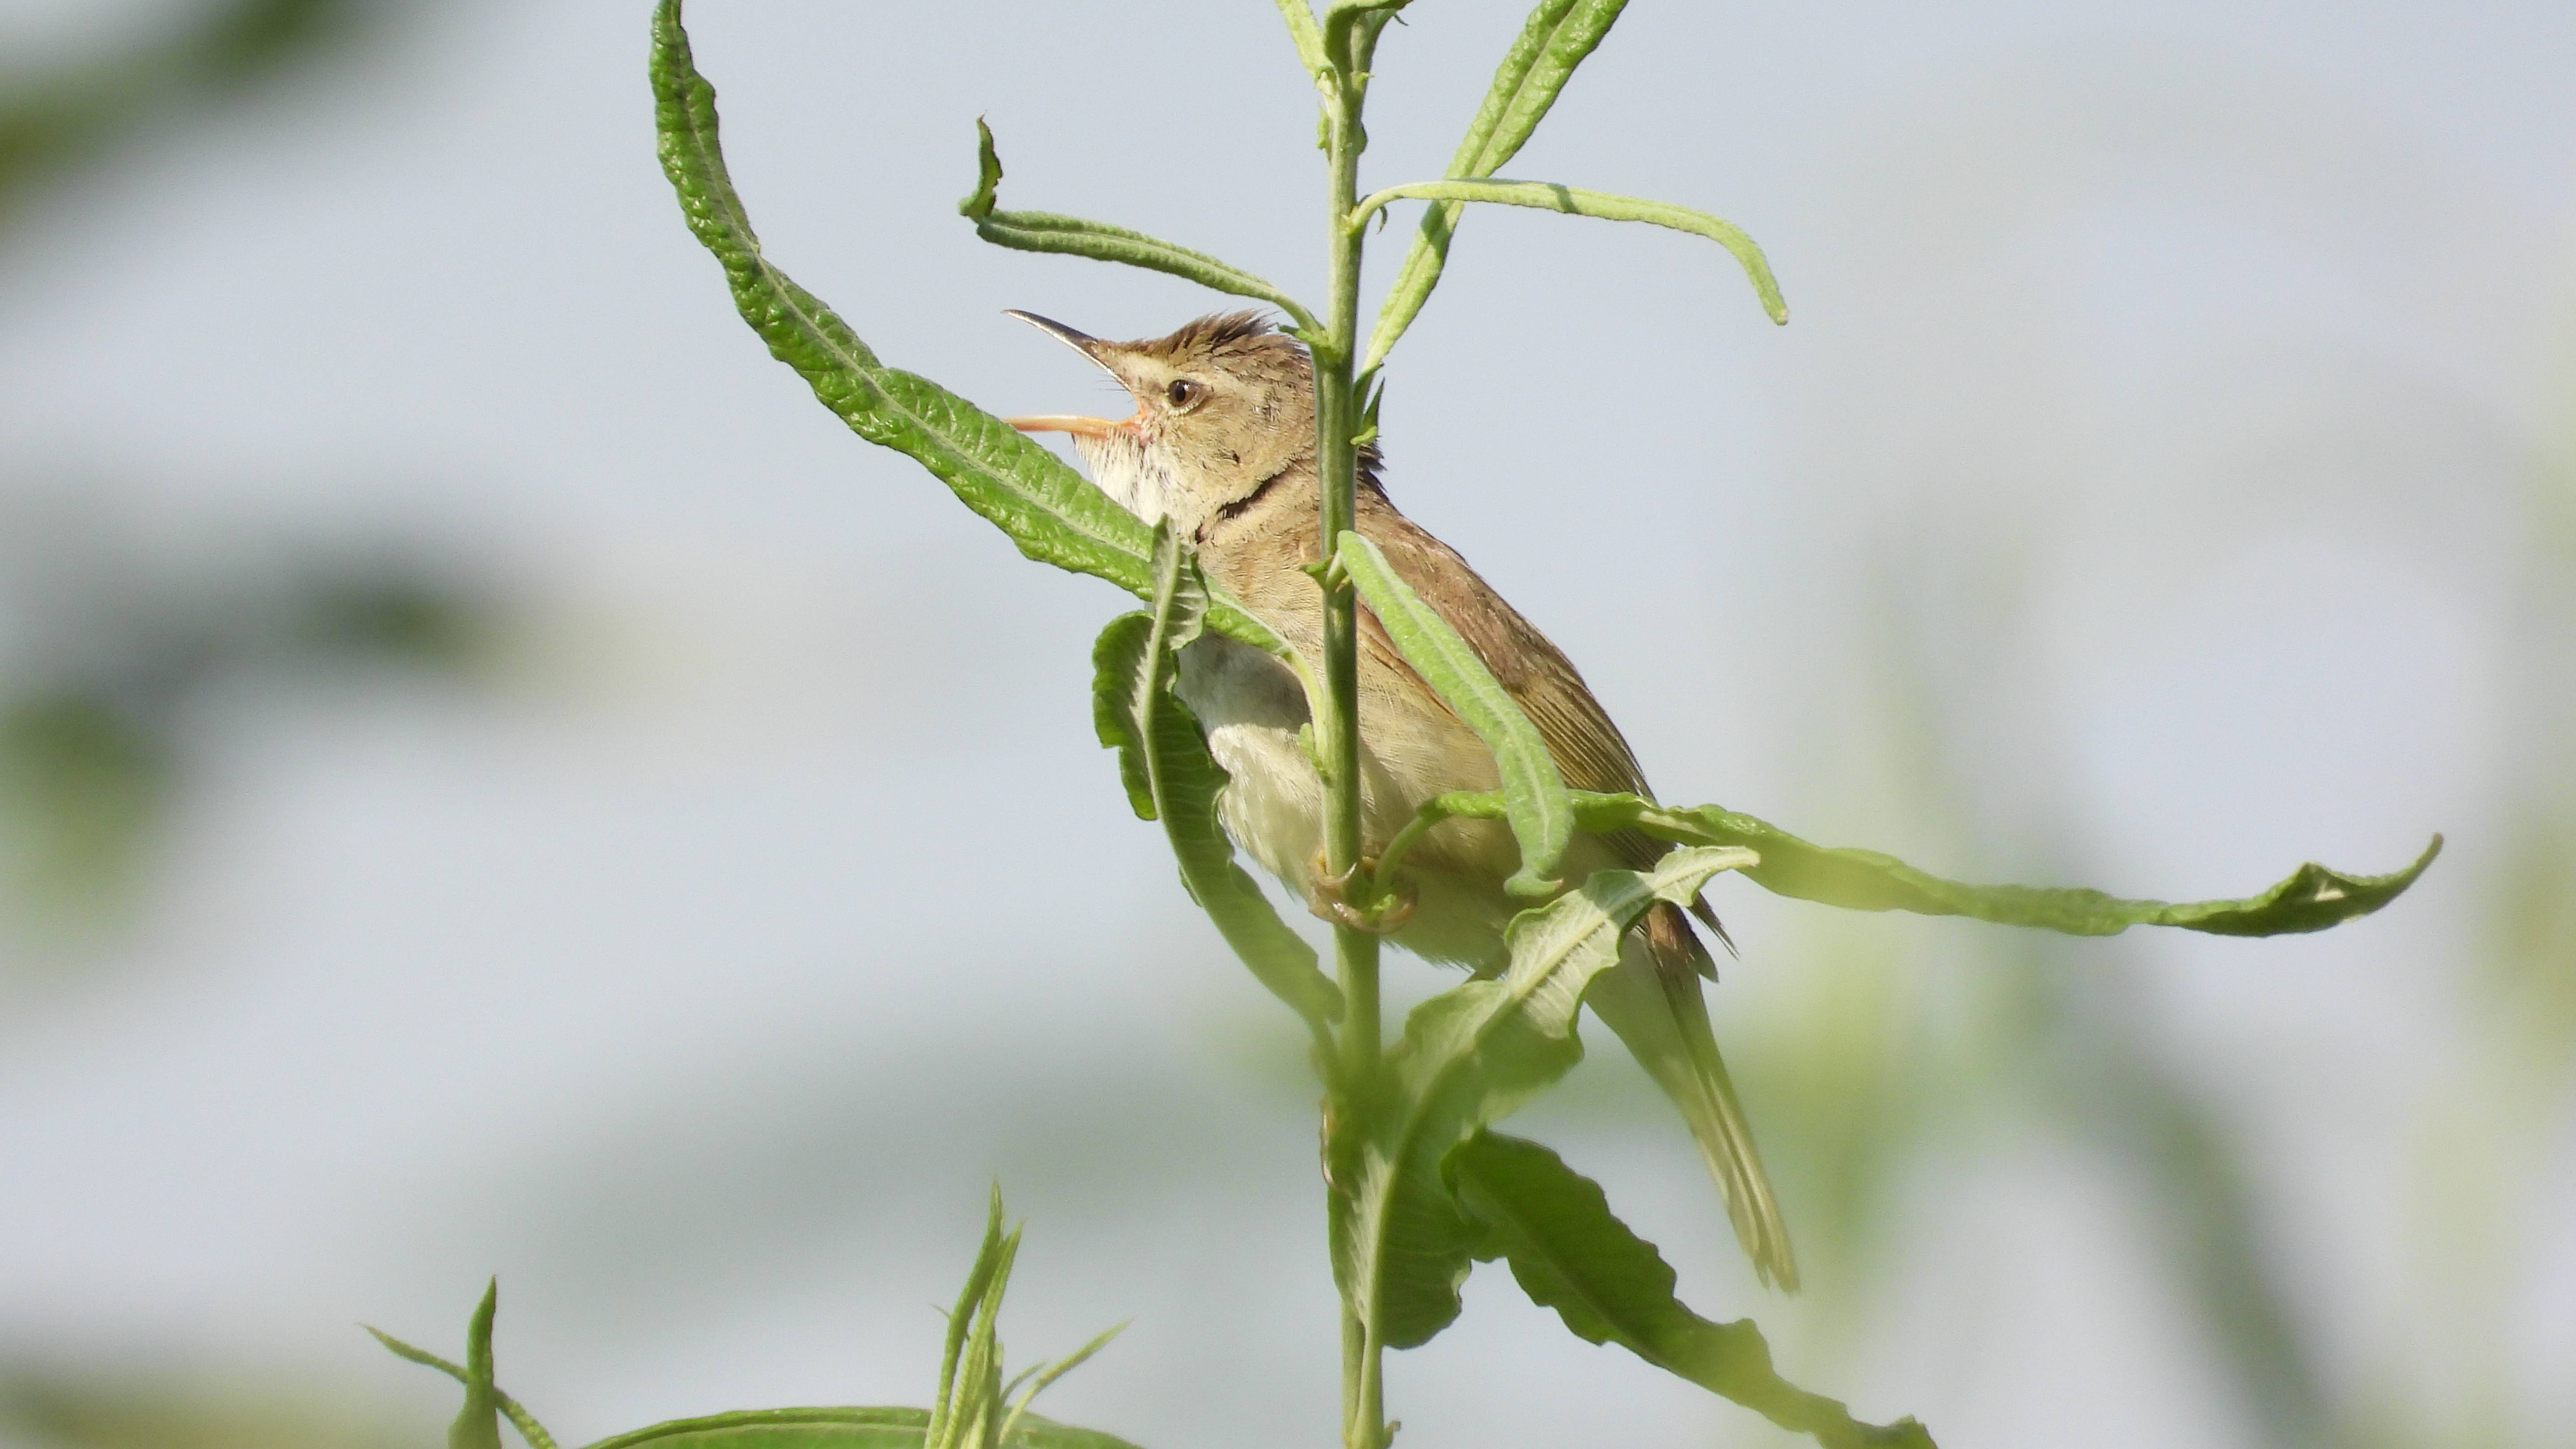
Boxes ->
[1002,309,1135,438]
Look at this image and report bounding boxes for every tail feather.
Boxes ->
[1687,895,1738,960]
[1584,902,1798,1292]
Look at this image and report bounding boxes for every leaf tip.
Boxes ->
[961,116,1001,220]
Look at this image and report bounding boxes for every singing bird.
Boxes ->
[1009,310,1796,1291]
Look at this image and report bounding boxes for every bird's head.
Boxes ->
[1006,310,1315,534]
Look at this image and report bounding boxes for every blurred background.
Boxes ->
[0,1,2568,1445]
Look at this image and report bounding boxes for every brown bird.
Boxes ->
[1009,310,1796,1291]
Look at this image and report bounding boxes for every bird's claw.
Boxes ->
[1307,851,1416,933]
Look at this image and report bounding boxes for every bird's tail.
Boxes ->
[1583,902,1799,1292]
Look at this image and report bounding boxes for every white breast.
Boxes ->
[1174,634,1322,898]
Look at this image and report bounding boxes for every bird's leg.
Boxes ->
[1308,849,1416,934]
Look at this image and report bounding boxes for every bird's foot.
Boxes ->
[1307,850,1416,934]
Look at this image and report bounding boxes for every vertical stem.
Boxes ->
[1318,49,1377,1089]
[1315,15,1392,1449]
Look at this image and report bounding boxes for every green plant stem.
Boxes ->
[1315,30,1377,1076]
[1316,13,1394,1449]
[1313,48,1375,1070]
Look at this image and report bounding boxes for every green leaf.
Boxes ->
[1089,617,1158,822]
[917,1189,1133,1449]
[1449,1134,1935,1449]
[580,1407,1144,1449]
[1363,0,1630,372]
[647,0,1284,658]
[962,121,1320,338]
[927,1189,1017,1449]
[1393,791,2440,938]
[1631,797,2438,936]
[958,116,1003,220]
[377,1217,1140,1449]
[1347,849,1753,1348]
[368,1281,557,1449]
[1351,178,1786,326]
[452,1282,502,1449]
[997,1322,1130,1449]
[1334,532,1572,897]
[1271,0,1330,86]
[1092,534,1343,1029]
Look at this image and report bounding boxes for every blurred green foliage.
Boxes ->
[0,0,424,233]
[0,690,169,914]
[0,1366,416,1449]
[0,2,494,1440]
[0,0,494,933]
[1728,465,2576,1447]
[0,519,499,927]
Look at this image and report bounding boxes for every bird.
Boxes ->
[1007,309,1796,1292]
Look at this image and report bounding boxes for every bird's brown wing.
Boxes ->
[1352,492,1651,800]
[1356,495,1789,1287]
[1352,493,1733,947]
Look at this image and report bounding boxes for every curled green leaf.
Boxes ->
[649,0,1283,657]
[1091,532,1344,1030]
[1450,1133,1935,1449]
[1089,619,1157,824]
[963,121,1320,338]
[1394,790,2440,937]
[1364,0,1631,372]
[1648,804,2439,937]
[958,117,1003,219]
[1334,531,1573,898]
[1354,849,1753,1349]
[1351,178,1787,326]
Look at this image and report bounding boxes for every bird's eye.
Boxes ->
[1165,378,1201,408]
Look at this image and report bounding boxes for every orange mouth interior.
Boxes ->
[1005,411,1134,438]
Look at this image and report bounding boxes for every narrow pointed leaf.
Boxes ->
[962,121,1319,337]
[1401,790,2440,937]
[999,1322,1129,1448]
[648,0,1282,657]
[1626,797,2440,937]
[1335,531,1572,897]
[1350,849,1752,1348]
[1352,179,1785,325]
[1091,541,1343,1027]
[368,1352,1114,1447]
[582,1407,1147,1449]
[1272,0,1329,85]
[1450,1133,1934,1449]
[929,1191,1010,1447]
[1364,0,1629,370]
[366,1325,559,1449]
[447,1282,503,1449]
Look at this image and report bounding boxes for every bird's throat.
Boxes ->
[1073,430,1192,532]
